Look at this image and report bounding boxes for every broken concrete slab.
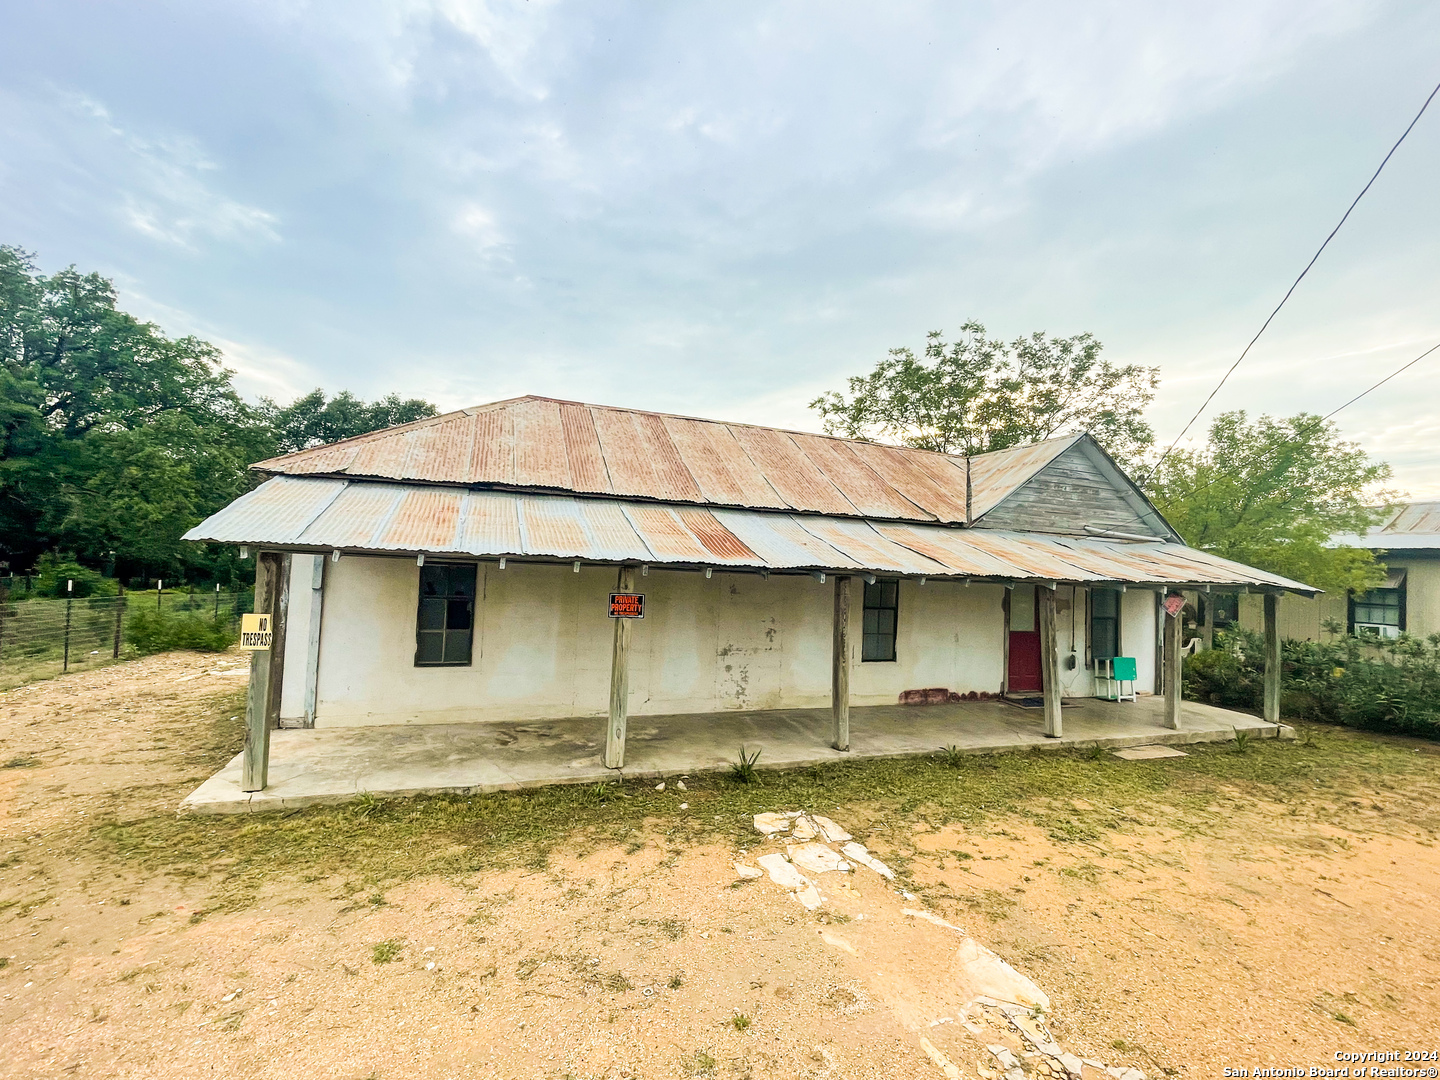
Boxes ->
[792,884,823,910]
[756,852,811,891]
[956,938,1051,1011]
[790,815,818,840]
[786,841,851,875]
[1110,744,1188,760]
[841,841,895,880]
[752,812,791,834]
[733,862,763,880]
[810,813,853,842]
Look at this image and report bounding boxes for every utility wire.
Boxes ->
[1138,76,1440,489]
[1147,337,1440,507]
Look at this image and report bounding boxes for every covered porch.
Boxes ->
[182,693,1290,814]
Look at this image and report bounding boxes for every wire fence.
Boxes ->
[0,588,252,690]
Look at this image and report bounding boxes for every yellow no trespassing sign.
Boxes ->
[240,613,273,651]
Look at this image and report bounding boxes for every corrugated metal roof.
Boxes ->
[1330,501,1440,549]
[186,476,1317,593]
[253,396,1096,528]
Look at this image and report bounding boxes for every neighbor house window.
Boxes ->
[1090,588,1120,661]
[862,579,898,662]
[415,562,477,666]
[1350,579,1405,639]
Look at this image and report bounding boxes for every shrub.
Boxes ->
[124,606,235,655]
[1184,627,1440,739]
[31,554,119,598]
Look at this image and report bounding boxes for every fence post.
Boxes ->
[113,584,125,658]
[214,582,221,619]
[63,579,74,673]
[0,581,7,664]
[157,579,163,611]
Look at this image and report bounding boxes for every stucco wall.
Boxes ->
[303,558,1169,727]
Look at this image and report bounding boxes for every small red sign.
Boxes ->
[1163,593,1186,618]
[609,592,645,619]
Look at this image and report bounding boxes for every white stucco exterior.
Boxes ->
[290,556,1164,728]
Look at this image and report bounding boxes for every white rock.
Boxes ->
[904,908,965,934]
[756,852,812,890]
[655,782,665,791]
[841,842,895,880]
[810,814,853,842]
[733,863,763,880]
[790,816,819,840]
[1059,1054,1085,1078]
[988,1046,1021,1071]
[955,939,1051,1011]
[678,802,688,810]
[675,780,686,791]
[786,842,851,875]
[791,884,823,910]
[753,812,791,835]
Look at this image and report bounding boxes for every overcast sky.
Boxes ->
[2,1,1438,494]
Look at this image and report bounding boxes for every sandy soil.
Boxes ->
[3,651,1439,1079]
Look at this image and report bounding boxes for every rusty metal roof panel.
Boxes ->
[377,487,463,550]
[666,417,788,509]
[590,407,659,498]
[709,509,863,569]
[793,517,950,576]
[847,441,969,523]
[294,483,407,549]
[402,412,475,484]
[871,523,1030,578]
[620,504,718,563]
[967,436,1079,519]
[467,403,516,485]
[1331,500,1440,548]
[518,496,593,558]
[727,425,860,516]
[575,499,653,562]
[558,401,613,494]
[787,433,932,521]
[180,476,347,545]
[511,397,572,491]
[456,491,524,555]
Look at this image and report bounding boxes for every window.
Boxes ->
[1209,592,1239,630]
[862,579,898,662]
[1090,588,1120,661]
[1351,582,1404,638]
[415,563,477,666]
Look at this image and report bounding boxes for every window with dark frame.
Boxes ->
[862,579,898,662]
[1350,586,1404,638]
[1090,588,1120,661]
[415,563,477,666]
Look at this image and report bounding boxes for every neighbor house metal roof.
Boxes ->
[251,396,1079,527]
[185,476,1318,593]
[1330,501,1440,550]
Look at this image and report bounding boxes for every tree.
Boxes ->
[259,389,437,455]
[810,321,1159,464]
[0,244,439,584]
[1146,411,1394,594]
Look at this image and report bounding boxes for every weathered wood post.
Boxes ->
[303,555,325,727]
[1163,596,1183,730]
[1200,592,1215,651]
[1263,592,1281,724]
[1038,584,1062,738]
[832,575,852,751]
[605,565,636,770]
[242,551,282,792]
[112,584,125,658]
[264,554,292,730]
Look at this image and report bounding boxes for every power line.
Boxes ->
[1138,75,1440,489]
[1148,337,1440,506]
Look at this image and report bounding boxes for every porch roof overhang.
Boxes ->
[184,476,1319,594]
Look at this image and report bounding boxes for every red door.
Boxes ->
[1008,585,1043,693]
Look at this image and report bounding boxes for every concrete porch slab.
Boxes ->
[181,696,1286,814]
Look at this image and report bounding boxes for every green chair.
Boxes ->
[1096,656,1138,702]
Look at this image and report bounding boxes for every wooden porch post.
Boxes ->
[302,555,325,728]
[1163,600,1182,730]
[1200,592,1215,651]
[242,551,282,792]
[1038,585,1062,738]
[832,575,851,751]
[1263,592,1281,724]
[605,565,636,770]
[265,553,291,730]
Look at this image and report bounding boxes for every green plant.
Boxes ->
[730,1011,751,1032]
[729,746,762,784]
[684,1050,717,1077]
[938,745,965,767]
[1232,728,1253,754]
[371,939,403,964]
[124,606,235,655]
[1086,743,1106,761]
[603,971,632,992]
[668,973,684,989]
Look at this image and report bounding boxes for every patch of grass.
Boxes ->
[81,723,1440,919]
[602,971,632,992]
[729,746,761,784]
[668,972,684,989]
[3,755,40,769]
[1233,728,1254,754]
[937,745,965,768]
[637,916,686,941]
[371,939,403,965]
[684,1049,718,1077]
[730,1011,751,1032]
[0,957,8,970]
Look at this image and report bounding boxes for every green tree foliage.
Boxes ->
[1146,411,1393,594]
[259,388,436,454]
[810,321,1159,464]
[0,245,437,584]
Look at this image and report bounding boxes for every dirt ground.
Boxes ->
[3,650,1440,1079]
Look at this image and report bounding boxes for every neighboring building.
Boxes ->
[1231,500,1440,643]
[184,396,1315,787]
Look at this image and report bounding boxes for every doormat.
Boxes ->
[1003,696,1078,710]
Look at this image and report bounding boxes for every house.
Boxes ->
[183,396,1317,798]
[1226,500,1440,642]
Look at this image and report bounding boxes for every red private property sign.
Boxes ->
[609,592,645,619]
